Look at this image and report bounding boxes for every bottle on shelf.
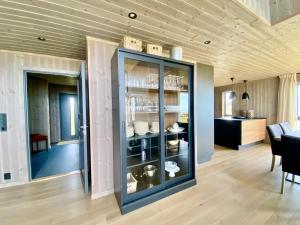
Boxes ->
[141,139,147,161]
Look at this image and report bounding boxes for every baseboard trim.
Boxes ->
[0,181,27,189]
[91,189,114,200]
[238,140,264,150]
[31,170,80,183]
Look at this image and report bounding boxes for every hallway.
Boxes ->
[31,143,80,179]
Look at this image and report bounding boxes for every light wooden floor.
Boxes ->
[1,144,300,225]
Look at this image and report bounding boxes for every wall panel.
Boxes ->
[86,37,117,198]
[214,77,279,126]
[196,63,214,163]
[27,76,50,150]
[0,50,81,187]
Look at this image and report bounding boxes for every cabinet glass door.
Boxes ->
[163,63,191,182]
[124,57,162,196]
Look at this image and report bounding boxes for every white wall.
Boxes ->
[0,50,81,187]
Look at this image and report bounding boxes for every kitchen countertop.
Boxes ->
[214,117,267,150]
[215,117,267,121]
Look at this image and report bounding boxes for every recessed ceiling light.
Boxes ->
[37,37,46,41]
[128,12,137,19]
[204,40,211,44]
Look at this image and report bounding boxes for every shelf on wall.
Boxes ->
[127,131,188,141]
[132,111,180,114]
[126,86,188,93]
[127,145,159,157]
[166,147,188,159]
[165,154,189,181]
[127,153,160,168]
[128,170,161,194]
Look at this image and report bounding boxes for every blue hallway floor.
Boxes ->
[31,143,80,179]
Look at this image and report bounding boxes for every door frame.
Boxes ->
[23,69,80,182]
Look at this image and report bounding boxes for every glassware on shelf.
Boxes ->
[127,73,160,89]
[153,99,158,111]
[125,72,129,87]
[128,94,160,113]
[177,76,183,89]
[145,73,158,89]
[136,95,142,112]
[130,96,136,112]
[146,74,151,88]
[164,75,184,90]
[141,139,147,161]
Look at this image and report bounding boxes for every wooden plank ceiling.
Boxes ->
[0,0,300,86]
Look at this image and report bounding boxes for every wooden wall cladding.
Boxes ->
[0,50,81,187]
[27,76,50,150]
[86,37,118,198]
[214,77,279,126]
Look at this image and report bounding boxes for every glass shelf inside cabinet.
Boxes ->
[164,64,190,181]
[124,57,162,195]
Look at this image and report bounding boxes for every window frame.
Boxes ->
[222,91,233,117]
[297,84,300,120]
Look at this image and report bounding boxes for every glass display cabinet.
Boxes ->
[111,48,195,214]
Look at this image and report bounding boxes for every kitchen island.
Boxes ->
[214,117,266,150]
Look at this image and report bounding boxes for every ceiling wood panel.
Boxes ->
[0,0,300,86]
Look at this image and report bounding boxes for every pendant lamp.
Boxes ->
[229,77,237,100]
[242,80,250,100]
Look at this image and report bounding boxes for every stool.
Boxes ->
[30,134,48,153]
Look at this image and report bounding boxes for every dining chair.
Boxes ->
[279,122,291,134]
[280,134,300,194]
[266,124,283,171]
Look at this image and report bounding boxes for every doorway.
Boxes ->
[60,93,79,141]
[24,64,89,192]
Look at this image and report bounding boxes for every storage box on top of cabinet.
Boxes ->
[146,44,162,56]
[120,36,142,52]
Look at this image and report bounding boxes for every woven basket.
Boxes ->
[120,36,142,52]
[127,173,137,194]
[146,44,162,56]
[246,110,254,119]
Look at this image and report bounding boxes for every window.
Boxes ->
[223,91,233,117]
[179,92,189,123]
[70,97,76,136]
[297,85,300,119]
[179,92,188,113]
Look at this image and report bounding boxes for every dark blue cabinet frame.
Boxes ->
[111,48,196,214]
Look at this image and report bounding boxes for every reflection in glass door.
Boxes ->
[124,58,162,195]
[163,64,190,181]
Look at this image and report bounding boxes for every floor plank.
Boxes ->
[0,144,300,225]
